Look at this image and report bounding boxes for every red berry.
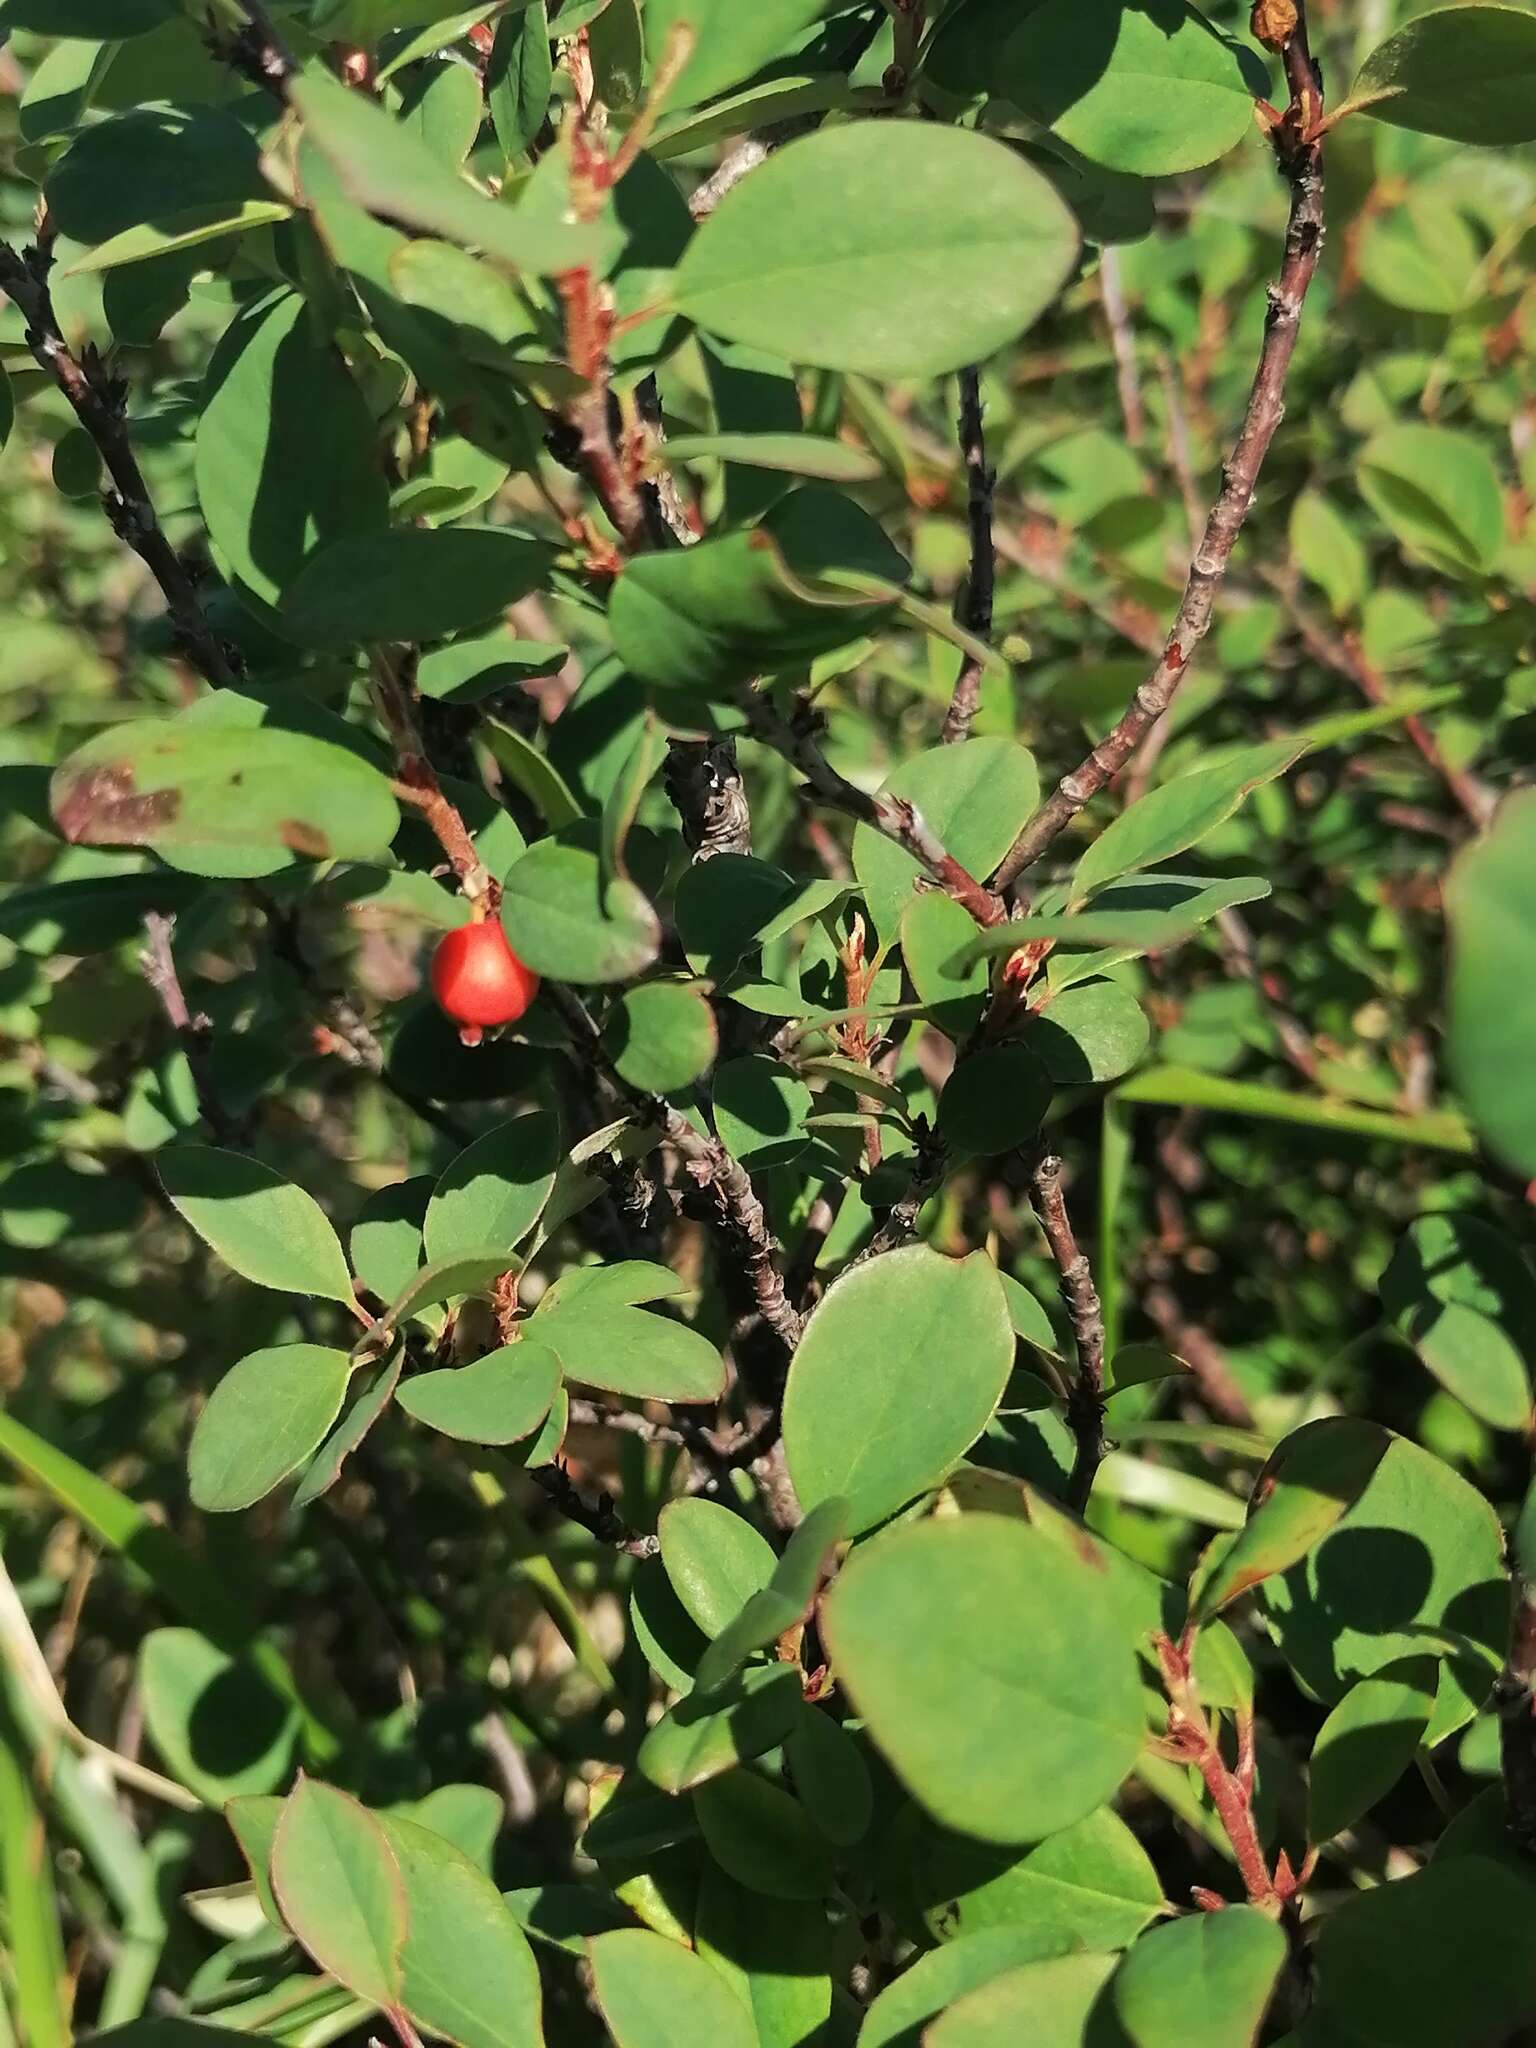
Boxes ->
[430,920,540,1035]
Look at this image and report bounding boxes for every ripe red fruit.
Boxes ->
[430,920,539,1040]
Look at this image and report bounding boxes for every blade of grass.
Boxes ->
[0,1693,70,2048]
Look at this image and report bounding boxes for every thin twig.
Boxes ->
[665,738,752,860]
[1266,573,1496,827]
[1099,247,1144,447]
[546,983,806,1355]
[526,1463,659,1559]
[940,366,995,746]
[746,694,1006,928]
[1027,1150,1107,1512]
[372,651,492,904]
[0,239,237,687]
[139,913,240,1145]
[992,8,1326,891]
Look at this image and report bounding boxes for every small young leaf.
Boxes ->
[693,1497,847,1695]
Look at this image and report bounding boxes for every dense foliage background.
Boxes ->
[2,0,1536,2042]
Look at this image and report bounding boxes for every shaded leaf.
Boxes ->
[189,1345,354,1513]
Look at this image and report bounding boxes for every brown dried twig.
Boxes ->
[1027,1149,1107,1512]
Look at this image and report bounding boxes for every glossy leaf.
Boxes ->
[783,1246,1014,1533]
[904,1802,1165,1950]
[824,1515,1145,1843]
[189,1345,354,1513]
[603,980,718,1093]
[862,1927,1088,2048]
[925,1952,1118,2045]
[1026,979,1150,1086]
[673,123,1078,380]
[159,1148,354,1304]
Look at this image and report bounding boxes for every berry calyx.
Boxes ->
[430,919,539,1043]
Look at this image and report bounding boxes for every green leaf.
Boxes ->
[189,1345,355,1513]
[281,528,554,648]
[589,1927,758,2048]
[1026,980,1150,1086]
[1447,790,1536,1178]
[196,290,388,612]
[1290,489,1368,618]
[1103,1344,1189,1401]
[609,485,906,695]
[963,875,1273,965]
[695,1869,832,2048]
[694,1498,847,1695]
[643,0,831,108]
[694,1768,836,1900]
[672,123,1078,380]
[159,1147,355,1304]
[376,1811,543,2048]
[784,1703,872,1848]
[637,1663,803,1794]
[663,430,882,482]
[659,1497,776,1636]
[0,1694,69,2048]
[1380,1213,1536,1431]
[1107,1906,1286,2047]
[488,2,552,160]
[863,1927,1094,2048]
[396,1340,561,1446]
[1262,1433,1507,1745]
[270,1779,406,2012]
[783,1246,1014,1533]
[51,719,400,872]
[541,1261,684,1313]
[902,890,990,1038]
[385,1252,517,1328]
[925,1952,1118,2045]
[500,830,660,983]
[854,739,1040,940]
[713,1054,813,1169]
[903,1803,1165,1950]
[48,102,265,247]
[1192,1417,1389,1622]
[1353,5,1536,146]
[995,0,1264,176]
[424,1111,562,1265]
[351,1177,431,1306]
[1308,1856,1536,2046]
[1358,423,1504,580]
[140,1628,298,1804]
[291,62,608,275]
[603,980,719,1093]
[483,720,585,830]
[531,1300,726,1403]
[292,1351,403,1509]
[66,197,291,274]
[824,1515,1144,1843]
[1308,1660,1437,1845]
[937,1044,1054,1155]
[676,854,795,976]
[1072,737,1305,902]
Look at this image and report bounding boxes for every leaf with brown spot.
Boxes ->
[50,717,398,875]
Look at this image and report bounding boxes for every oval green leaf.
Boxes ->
[189,1345,355,1513]
[159,1147,355,1304]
